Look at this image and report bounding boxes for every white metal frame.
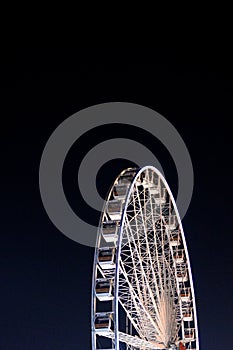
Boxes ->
[91,166,199,350]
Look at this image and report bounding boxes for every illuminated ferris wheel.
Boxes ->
[91,166,199,350]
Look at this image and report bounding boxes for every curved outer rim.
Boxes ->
[92,166,199,350]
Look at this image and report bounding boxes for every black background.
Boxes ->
[1,48,233,349]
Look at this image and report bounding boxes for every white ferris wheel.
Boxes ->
[91,166,199,350]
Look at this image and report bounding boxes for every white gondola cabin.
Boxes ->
[180,288,191,301]
[95,278,113,301]
[177,272,188,282]
[113,183,129,200]
[94,313,114,335]
[173,249,185,263]
[147,185,160,194]
[176,264,188,282]
[164,215,177,230]
[107,200,123,221]
[118,170,136,184]
[183,308,193,321]
[169,231,181,246]
[141,175,159,194]
[98,248,116,270]
[102,221,119,242]
[184,328,195,340]
[154,187,167,204]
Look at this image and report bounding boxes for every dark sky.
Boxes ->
[1,47,233,350]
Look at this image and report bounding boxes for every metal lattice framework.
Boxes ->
[91,166,199,350]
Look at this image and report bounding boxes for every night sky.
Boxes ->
[1,48,233,349]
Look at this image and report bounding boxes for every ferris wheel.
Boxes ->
[91,166,199,350]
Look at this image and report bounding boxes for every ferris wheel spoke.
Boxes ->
[104,330,165,349]
[121,220,166,340]
[124,216,162,320]
[135,186,163,301]
[133,191,170,339]
[119,258,164,341]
